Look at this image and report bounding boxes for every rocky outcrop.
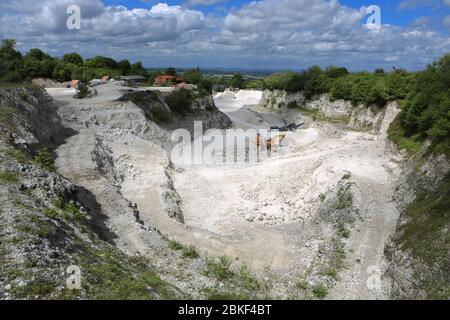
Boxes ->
[259,90,397,135]
[384,147,450,299]
[0,87,180,299]
[0,87,64,151]
[117,90,231,137]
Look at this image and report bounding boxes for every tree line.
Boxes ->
[0,39,150,83]
[240,55,449,153]
[0,38,448,153]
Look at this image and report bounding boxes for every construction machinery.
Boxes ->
[270,119,304,132]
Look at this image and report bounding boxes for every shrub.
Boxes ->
[33,148,55,171]
[74,85,90,99]
[0,170,18,183]
[182,245,200,259]
[205,256,235,281]
[337,183,353,210]
[43,208,59,219]
[168,239,183,251]
[312,284,328,299]
[165,89,192,116]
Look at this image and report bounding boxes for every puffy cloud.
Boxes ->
[0,0,448,70]
[444,15,450,27]
[214,0,449,69]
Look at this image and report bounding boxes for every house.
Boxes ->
[120,75,147,85]
[154,75,175,86]
[154,75,184,86]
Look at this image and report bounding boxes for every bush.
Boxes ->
[0,170,18,183]
[43,208,59,219]
[205,256,235,281]
[33,148,55,171]
[165,89,192,116]
[74,85,90,99]
[182,245,200,259]
[168,239,183,251]
[312,284,328,299]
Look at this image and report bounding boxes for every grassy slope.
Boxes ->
[393,174,450,299]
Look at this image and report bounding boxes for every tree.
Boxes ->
[304,66,329,99]
[325,66,349,79]
[230,73,244,89]
[117,59,131,75]
[165,67,177,76]
[265,72,295,91]
[130,62,148,77]
[84,56,118,69]
[26,48,51,61]
[52,62,74,82]
[0,39,23,80]
[63,52,83,66]
[329,76,353,101]
[244,79,265,90]
[374,68,385,75]
[165,89,192,116]
[198,79,213,94]
[183,68,203,85]
[286,72,308,93]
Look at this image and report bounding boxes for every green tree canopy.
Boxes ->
[63,52,83,66]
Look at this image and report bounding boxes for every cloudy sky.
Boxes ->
[0,0,449,71]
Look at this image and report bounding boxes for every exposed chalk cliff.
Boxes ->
[259,89,398,135]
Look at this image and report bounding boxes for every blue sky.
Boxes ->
[1,0,449,71]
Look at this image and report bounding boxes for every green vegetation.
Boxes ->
[168,239,184,251]
[165,89,193,116]
[182,68,213,96]
[43,208,59,219]
[336,221,350,239]
[53,197,85,223]
[0,104,16,124]
[10,279,56,298]
[129,91,171,123]
[393,175,450,299]
[182,245,200,259]
[165,237,200,259]
[0,170,18,184]
[33,148,55,171]
[391,54,450,154]
[388,115,423,154]
[0,39,148,84]
[204,256,235,281]
[73,85,90,99]
[204,257,266,300]
[4,148,29,164]
[37,221,57,239]
[312,283,328,299]
[78,248,179,300]
[336,183,353,210]
[298,107,350,124]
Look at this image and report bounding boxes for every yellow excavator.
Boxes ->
[257,133,287,151]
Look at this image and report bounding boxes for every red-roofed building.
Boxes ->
[154,75,184,86]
